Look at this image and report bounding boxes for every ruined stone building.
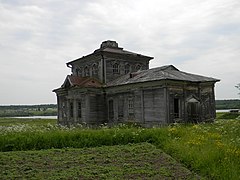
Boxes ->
[53,40,220,127]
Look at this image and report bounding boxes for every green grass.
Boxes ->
[217,112,239,119]
[0,143,198,179]
[0,117,56,126]
[164,120,240,179]
[0,114,239,179]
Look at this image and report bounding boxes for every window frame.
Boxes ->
[84,66,90,77]
[128,97,134,116]
[124,63,130,74]
[70,102,74,118]
[112,63,120,74]
[135,64,142,71]
[92,64,98,76]
[77,101,82,118]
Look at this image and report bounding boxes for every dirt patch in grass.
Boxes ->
[0,143,201,179]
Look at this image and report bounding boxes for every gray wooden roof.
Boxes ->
[93,47,153,59]
[107,65,220,87]
[67,41,153,65]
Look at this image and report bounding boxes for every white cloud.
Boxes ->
[0,0,240,104]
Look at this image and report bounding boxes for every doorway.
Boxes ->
[187,102,198,122]
[108,100,114,121]
[174,98,180,118]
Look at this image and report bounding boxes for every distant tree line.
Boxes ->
[216,100,240,110]
[0,104,57,110]
[0,101,239,117]
[0,104,57,117]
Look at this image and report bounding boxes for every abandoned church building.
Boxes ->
[53,40,220,127]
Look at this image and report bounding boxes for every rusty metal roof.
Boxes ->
[107,65,220,87]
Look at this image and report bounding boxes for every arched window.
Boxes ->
[92,64,98,77]
[113,63,119,74]
[84,66,90,77]
[76,68,82,76]
[124,64,130,74]
[135,64,142,71]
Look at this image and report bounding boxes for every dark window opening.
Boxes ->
[174,98,179,118]
[76,68,81,76]
[70,102,74,118]
[78,101,82,118]
[118,98,124,118]
[108,100,114,120]
[188,102,198,122]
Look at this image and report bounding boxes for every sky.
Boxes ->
[0,0,240,105]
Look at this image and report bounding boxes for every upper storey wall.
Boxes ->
[67,40,153,84]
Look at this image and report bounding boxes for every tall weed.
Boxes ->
[0,118,239,179]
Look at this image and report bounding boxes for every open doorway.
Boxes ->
[186,96,200,123]
[187,102,199,122]
[174,98,180,118]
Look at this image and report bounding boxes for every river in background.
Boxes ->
[216,109,239,113]
[9,110,235,119]
[12,116,57,119]
[216,109,230,113]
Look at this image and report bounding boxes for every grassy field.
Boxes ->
[0,113,239,179]
[0,143,199,179]
[0,117,56,126]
